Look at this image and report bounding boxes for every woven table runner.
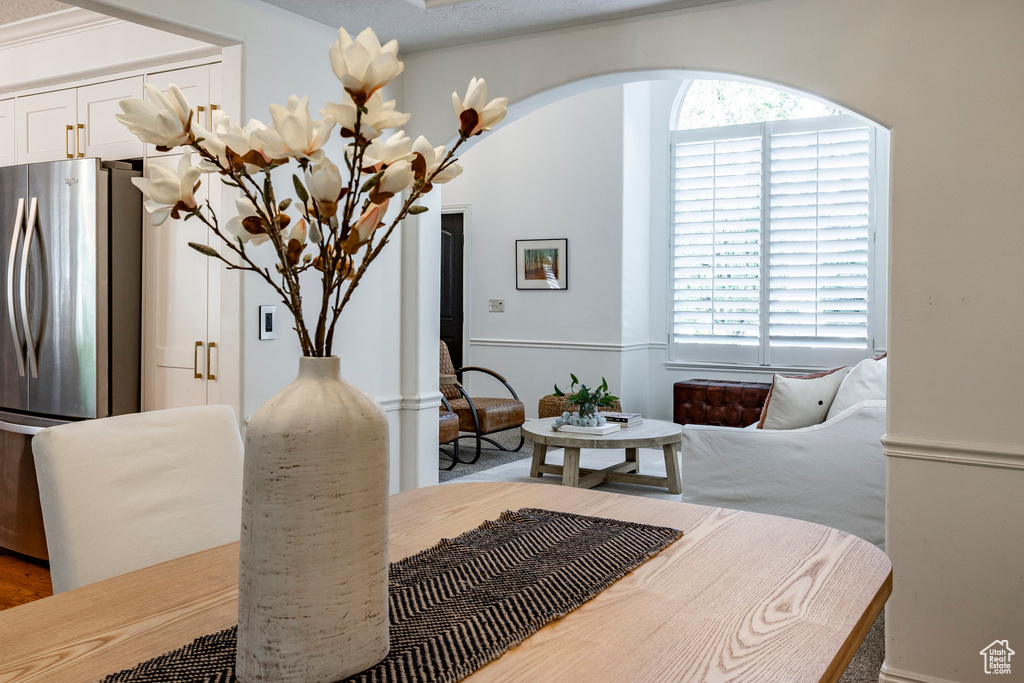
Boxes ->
[102,507,682,683]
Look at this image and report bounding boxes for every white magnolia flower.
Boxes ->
[131,153,201,225]
[452,77,508,137]
[304,160,344,218]
[322,91,410,140]
[360,131,413,173]
[344,199,389,253]
[370,160,414,204]
[225,197,270,246]
[285,217,308,265]
[330,27,404,103]
[411,135,463,185]
[254,95,335,162]
[194,110,271,173]
[116,83,193,149]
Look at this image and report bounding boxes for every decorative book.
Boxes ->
[552,423,621,435]
[601,412,643,425]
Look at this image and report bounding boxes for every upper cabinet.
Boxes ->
[77,77,145,160]
[0,99,13,168]
[12,76,144,165]
[14,89,77,163]
[146,65,218,158]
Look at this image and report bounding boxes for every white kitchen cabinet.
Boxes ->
[142,153,222,410]
[0,99,13,168]
[14,88,77,163]
[77,76,144,160]
[146,65,215,157]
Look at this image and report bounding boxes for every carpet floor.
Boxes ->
[440,427,886,683]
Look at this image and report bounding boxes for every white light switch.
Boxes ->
[488,299,505,313]
[259,306,277,340]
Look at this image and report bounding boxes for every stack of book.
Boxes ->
[601,412,643,427]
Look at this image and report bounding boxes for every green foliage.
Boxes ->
[676,79,842,130]
[553,375,619,416]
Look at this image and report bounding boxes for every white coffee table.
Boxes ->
[522,417,682,493]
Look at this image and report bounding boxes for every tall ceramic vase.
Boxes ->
[236,356,390,683]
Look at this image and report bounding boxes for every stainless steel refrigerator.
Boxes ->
[0,158,142,560]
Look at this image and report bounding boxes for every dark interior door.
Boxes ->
[440,213,464,371]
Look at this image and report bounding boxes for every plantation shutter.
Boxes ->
[670,114,876,368]
[671,123,762,364]
[767,116,873,366]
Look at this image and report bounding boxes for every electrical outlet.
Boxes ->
[488,299,505,313]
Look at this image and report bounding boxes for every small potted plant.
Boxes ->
[551,375,619,428]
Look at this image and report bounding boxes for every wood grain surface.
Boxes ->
[0,482,891,683]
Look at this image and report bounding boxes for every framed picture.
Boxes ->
[516,238,568,290]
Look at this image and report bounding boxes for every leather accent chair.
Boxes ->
[438,398,461,470]
[439,341,525,464]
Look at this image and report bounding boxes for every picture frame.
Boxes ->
[516,238,568,290]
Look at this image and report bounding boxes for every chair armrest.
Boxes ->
[457,367,520,401]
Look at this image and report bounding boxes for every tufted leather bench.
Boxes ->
[673,379,772,428]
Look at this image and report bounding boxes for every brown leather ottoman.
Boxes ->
[673,379,771,428]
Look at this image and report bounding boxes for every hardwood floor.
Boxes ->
[0,549,51,610]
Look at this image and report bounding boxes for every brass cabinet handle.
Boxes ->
[65,125,74,159]
[209,104,218,127]
[207,341,216,381]
[194,341,203,379]
[76,123,84,158]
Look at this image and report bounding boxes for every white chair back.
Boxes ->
[33,405,244,593]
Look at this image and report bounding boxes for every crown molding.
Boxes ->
[0,7,120,51]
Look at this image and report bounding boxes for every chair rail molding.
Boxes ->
[469,338,665,353]
[882,435,1024,471]
[398,392,444,412]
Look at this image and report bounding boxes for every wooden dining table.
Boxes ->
[0,482,891,682]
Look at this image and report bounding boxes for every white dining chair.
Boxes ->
[32,405,244,593]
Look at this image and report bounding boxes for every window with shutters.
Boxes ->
[670,80,887,368]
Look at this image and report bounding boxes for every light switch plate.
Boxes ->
[488,299,505,313]
[259,305,277,340]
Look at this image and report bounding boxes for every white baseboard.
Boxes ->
[878,663,962,683]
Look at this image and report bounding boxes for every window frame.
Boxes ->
[667,112,887,370]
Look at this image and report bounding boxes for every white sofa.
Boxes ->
[678,399,885,548]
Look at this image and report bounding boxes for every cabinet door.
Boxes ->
[14,89,77,164]
[145,65,209,158]
[77,76,144,160]
[143,154,210,410]
[0,99,14,167]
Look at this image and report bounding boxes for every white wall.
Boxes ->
[443,85,629,415]
[404,1,1024,680]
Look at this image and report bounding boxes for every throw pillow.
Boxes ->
[757,367,848,430]
[826,356,887,420]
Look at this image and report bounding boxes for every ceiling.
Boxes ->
[258,0,733,53]
[0,0,70,25]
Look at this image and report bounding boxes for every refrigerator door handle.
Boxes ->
[6,197,26,377]
[0,418,43,436]
[20,196,39,379]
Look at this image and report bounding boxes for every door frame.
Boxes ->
[441,203,472,373]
